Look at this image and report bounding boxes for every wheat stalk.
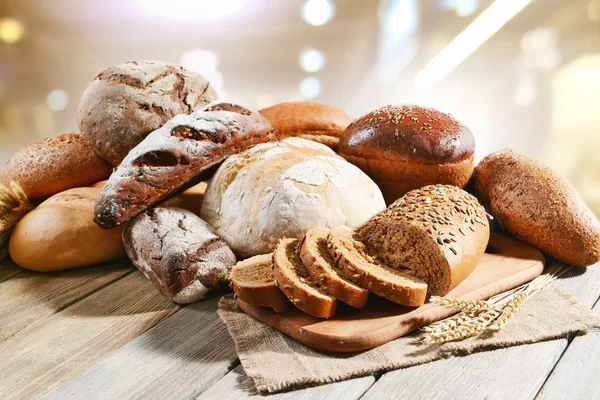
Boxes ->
[421,262,571,344]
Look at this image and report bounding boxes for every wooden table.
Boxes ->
[0,258,598,400]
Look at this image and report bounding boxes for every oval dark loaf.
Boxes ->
[123,207,236,303]
[472,149,600,267]
[94,103,275,230]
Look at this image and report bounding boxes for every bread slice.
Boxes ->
[299,228,369,309]
[230,254,291,313]
[273,238,337,318]
[327,227,428,307]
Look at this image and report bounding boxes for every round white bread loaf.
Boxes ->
[201,138,386,258]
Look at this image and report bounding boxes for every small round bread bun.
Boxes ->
[339,105,475,204]
[78,60,217,165]
[259,101,353,150]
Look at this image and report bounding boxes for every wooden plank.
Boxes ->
[0,260,132,341]
[42,296,237,400]
[360,263,600,400]
[0,258,25,283]
[197,364,375,400]
[0,271,178,400]
[536,299,600,400]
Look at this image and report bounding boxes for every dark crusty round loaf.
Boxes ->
[0,133,113,201]
[123,207,236,304]
[359,184,490,296]
[339,105,475,204]
[472,149,600,267]
[259,101,353,150]
[78,60,217,165]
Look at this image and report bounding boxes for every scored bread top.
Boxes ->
[273,238,337,318]
[300,227,369,309]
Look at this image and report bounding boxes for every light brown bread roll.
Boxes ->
[359,184,490,296]
[472,149,600,267]
[8,186,126,271]
[259,101,353,150]
[78,60,217,165]
[339,105,475,204]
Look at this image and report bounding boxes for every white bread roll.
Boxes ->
[201,138,386,258]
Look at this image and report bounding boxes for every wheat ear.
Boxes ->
[0,181,34,261]
[430,296,501,313]
[423,308,500,344]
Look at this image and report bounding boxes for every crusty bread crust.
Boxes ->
[230,254,291,313]
[327,227,428,307]
[273,238,337,318]
[299,228,369,309]
[472,149,600,267]
[259,101,353,151]
[0,133,113,201]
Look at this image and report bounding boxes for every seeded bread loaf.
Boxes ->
[273,238,337,318]
[94,103,275,229]
[472,149,600,267]
[123,207,236,304]
[360,184,490,297]
[327,226,428,306]
[78,60,217,165]
[230,254,291,313]
[339,105,475,204]
[299,228,369,309]
[259,101,353,150]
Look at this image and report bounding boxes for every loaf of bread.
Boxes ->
[359,184,490,296]
[230,254,291,313]
[94,103,275,230]
[78,61,217,165]
[8,185,126,271]
[273,238,337,318]
[299,228,369,309]
[339,105,475,204]
[201,138,386,258]
[472,149,600,267]
[259,101,353,150]
[123,207,236,303]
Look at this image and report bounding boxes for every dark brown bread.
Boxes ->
[94,103,275,229]
[299,228,369,309]
[0,133,113,201]
[339,105,475,204]
[259,101,353,150]
[123,207,236,304]
[230,254,291,313]
[472,149,600,267]
[360,184,490,296]
[273,238,337,318]
[78,60,217,165]
[327,226,428,306]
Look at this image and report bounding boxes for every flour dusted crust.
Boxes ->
[122,207,236,304]
[201,138,386,258]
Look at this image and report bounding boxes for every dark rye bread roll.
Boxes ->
[299,228,369,309]
[123,207,236,304]
[259,101,353,150]
[273,238,337,318]
[230,254,291,313]
[359,184,490,296]
[94,103,275,230]
[472,149,600,267]
[339,105,475,204]
[78,60,217,165]
[327,226,428,306]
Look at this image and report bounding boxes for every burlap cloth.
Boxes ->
[218,288,600,394]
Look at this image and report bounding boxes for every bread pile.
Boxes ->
[1,59,598,313]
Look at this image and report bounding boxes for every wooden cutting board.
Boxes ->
[237,233,545,352]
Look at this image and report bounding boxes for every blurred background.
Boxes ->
[0,0,598,213]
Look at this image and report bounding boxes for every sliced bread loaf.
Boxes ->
[230,254,291,313]
[273,238,337,318]
[327,227,428,307]
[299,228,369,309]
[360,184,489,296]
